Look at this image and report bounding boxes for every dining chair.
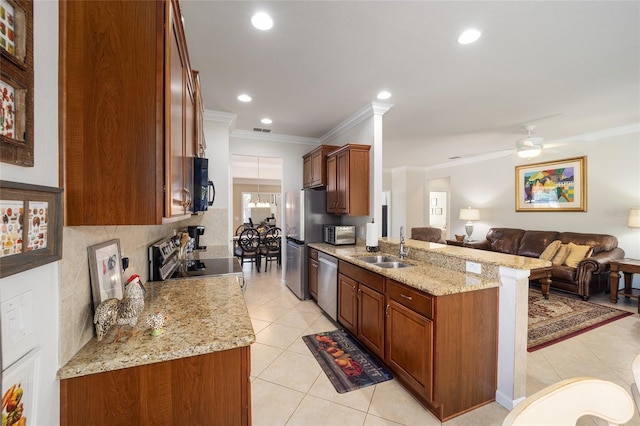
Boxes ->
[502,377,635,426]
[234,227,261,271]
[259,227,281,272]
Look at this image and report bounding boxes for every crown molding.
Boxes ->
[548,122,640,144]
[231,129,319,145]
[320,101,394,144]
[203,109,237,130]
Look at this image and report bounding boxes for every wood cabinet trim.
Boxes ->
[338,260,384,292]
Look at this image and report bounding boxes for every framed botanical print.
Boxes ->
[0,0,33,167]
[0,180,63,278]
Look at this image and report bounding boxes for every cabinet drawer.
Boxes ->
[309,248,318,261]
[338,260,384,293]
[387,279,433,319]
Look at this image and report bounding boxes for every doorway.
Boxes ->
[230,155,283,234]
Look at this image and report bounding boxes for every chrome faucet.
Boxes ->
[399,226,410,259]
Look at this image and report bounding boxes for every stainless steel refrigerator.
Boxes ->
[284,189,338,300]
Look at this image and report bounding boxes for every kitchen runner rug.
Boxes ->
[528,288,633,352]
[302,329,392,393]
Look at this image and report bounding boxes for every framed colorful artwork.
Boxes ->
[0,180,63,278]
[1,349,39,426]
[88,239,124,311]
[515,156,587,212]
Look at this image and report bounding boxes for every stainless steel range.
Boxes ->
[149,233,245,292]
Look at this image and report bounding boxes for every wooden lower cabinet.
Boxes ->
[308,249,319,300]
[357,284,385,360]
[337,262,385,360]
[338,273,358,334]
[386,279,498,421]
[385,299,433,401]
[60,347,251,426]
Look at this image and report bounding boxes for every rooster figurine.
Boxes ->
[146,311,168,336]
[93,274,146,343]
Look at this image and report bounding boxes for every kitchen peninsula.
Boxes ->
[309,237,550,420]
[57,276,255,426]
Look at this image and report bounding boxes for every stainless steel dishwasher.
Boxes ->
[317,252,338,321]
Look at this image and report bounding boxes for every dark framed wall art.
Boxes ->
[0,180,63,278]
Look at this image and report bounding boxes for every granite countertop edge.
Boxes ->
[57,276,255,380]
[308,241,549,296]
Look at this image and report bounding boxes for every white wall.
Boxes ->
[323,113,379,235]
[200,116,233,252]
[422,131,640,283]
[0,0,60,421]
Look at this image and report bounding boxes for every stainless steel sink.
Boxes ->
[358,255,399,263]
[375,261,412,269]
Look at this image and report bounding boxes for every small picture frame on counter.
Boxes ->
[88,239,124,311]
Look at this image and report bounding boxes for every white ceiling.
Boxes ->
[181,1,640,169]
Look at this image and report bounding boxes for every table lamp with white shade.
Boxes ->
[629,208,640,228]
[459,207,480,241]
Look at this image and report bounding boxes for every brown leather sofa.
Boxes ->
[465,228,625,300]
[411,227,446,244]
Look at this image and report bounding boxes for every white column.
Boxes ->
[371,102,392,237]
[496,266,531,409]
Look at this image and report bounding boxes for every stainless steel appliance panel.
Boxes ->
[317,252,338,321]
[285,239,308,299]
[284,189,338,300]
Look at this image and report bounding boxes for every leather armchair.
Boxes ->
[410,227,446,244]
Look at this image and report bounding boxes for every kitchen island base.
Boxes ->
[60,347,251,426]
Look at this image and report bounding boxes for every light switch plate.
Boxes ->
[1,290,38,369]
[466,261,482,275]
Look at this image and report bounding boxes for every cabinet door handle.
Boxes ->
[357,288,361,299]
[385,304,390,317]
[400,293,413,301]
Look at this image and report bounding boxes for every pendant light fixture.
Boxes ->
[516,125,544,158]
[247,157,270,208]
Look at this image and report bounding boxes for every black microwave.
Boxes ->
[193,157,215,212]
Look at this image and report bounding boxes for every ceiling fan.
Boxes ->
[516,125,544,158]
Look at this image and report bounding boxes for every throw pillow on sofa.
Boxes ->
[563,242,593,268]
[551,244,570,266]
[539,240,562,261]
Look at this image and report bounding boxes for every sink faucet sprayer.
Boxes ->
[399,226,410,260]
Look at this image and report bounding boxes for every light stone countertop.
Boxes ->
[309,238,551,297]
[57,276,255,380]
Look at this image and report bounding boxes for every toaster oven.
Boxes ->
[323,225,356,245]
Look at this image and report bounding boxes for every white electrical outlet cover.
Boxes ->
[466,261,482,275]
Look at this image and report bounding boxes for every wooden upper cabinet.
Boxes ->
[193,70,206,157]
[166,0,195,217]
[326,144,370,215]
[60,0,196,225]
[302,145,338,189]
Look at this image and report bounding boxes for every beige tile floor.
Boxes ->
[242,264,640,425]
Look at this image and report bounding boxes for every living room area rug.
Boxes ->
[528,289,633,352]
[302,329,392,393]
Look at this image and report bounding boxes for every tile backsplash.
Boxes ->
[59,208,231,365]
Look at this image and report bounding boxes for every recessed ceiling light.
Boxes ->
[261,118,272,125]
[251,12,273,30]
[377,91,392,100]
[237,94,252,102]
[458,29,481,45]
